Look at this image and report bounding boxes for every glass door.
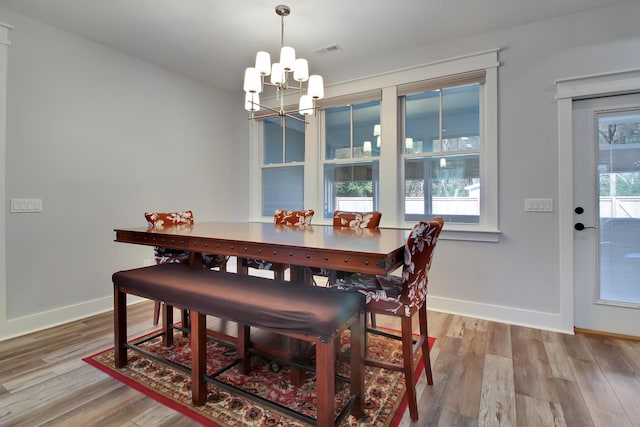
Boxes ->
[573,94,640,336]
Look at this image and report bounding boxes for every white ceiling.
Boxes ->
[0,0,631,91]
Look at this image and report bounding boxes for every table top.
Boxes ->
[115,221,410,275]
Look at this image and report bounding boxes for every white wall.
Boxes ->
[0,8,236,339]
[1,2,639,340]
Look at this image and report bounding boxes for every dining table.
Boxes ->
[113,220,411,385]
[114,220,410,282]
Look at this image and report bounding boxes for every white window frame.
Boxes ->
[318,97,382,219]
[249,49,500,241]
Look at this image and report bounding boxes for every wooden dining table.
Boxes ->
[114,221,410,282]
[114,220,410,385]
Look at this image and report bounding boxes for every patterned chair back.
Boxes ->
[144,210,194,264]
[145,210,194,228]
[400,217,444,312]
[333,211,382,229]
[273,209,315,226]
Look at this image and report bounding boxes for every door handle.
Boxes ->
[575,222,596,231]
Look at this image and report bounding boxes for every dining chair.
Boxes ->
[144,210,229,325]
[330,217,444,421]
[241,209,314,279]
[310,210,382,284]
[332,210,382,230]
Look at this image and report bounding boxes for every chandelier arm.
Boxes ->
[251,109,309,124]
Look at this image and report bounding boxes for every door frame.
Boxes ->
[556,69,640,333]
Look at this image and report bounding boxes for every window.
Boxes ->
[261,115,305,216]
[322,100,380,218]
[402,83,481,223]
[248,49,499,236]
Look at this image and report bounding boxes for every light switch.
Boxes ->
[10,198,43,213]
[525,198,553,212]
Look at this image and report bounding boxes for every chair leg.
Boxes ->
[152,301,161,325]
[370,312,377,328]
[401,316,419,421]
[418,305,433,385]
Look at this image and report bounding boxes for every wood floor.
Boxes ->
[1,300,639,426]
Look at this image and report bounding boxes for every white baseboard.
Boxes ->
[428,295,574,335]
[0,294,148,342]
[0,292,573,342]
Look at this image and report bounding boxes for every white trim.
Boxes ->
[248,119,261,220]
[0,22,11,343]
[324,49,500,101]
[429,294,572,334]
[439,229,501,243]
[555,68,640,335]
[0,22,13,47]
[0,295,146,342]
[378,85,400,226]
[556,69,640,100]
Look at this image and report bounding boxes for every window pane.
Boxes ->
[404,155,480,223]
[404,83,481,224]
[324,162,378,217]
[405,84,480,155]
[442,84,480,151]
[325,101,380,159]
[353,101,381,158]
[262,166,304,216]
[405,91,439,154]
[264,115,305,164]
[326,106,351,160]
[596,109,640,304]
[264,117,283,164]
[285,115,305,163]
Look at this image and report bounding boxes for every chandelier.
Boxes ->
[243,4,324,122]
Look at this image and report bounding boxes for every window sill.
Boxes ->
[440,227,501,242]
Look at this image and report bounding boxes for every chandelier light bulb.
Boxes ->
[307,75,324,99]
[280,46,296,71]
[270,63,284,85]
[363,141,372,153]
[243,67,261,93]
[255,51,271,76]
[373,124,381,137]
[299,95,313,115]
[245,92,260,112]
[293,58,309,82]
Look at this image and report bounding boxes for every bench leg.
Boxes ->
[237,324,251,375]
[162,302,174,347]
[290,338,307,387]
[238,258,249,275]
[114,287,127,368]
[315,339,336,427]
[349,312,365,418]
[191,311,207,406]
[181,309,190,337]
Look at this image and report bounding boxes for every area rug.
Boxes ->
[84,329,434,426]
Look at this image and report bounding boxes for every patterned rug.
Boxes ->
[84,329,434,426]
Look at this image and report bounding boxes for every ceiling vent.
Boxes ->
[313,44,340,55]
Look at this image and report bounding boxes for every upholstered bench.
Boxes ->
[113,263,365,426]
